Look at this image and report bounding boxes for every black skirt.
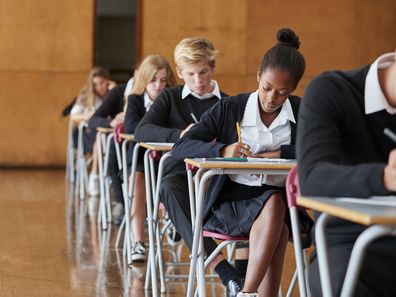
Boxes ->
[204,177,286,237]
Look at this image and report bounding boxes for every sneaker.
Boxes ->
[227,279,243,297]
[112,202,124,225]
[88,174,100,196]
[236,292,258,297]
[131,241,146,262]
[166,222,182,246]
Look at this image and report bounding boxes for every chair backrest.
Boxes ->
[114,123,125,144]
[286,164,300,208]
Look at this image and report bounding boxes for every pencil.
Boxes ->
[190,113,199,123]
[236,122,241,143]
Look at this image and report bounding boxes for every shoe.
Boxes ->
[88,174,100,196]
[226,279,243,297]
[112,202,124,225]
[131,241,146,262]
[166,221,182,246]
[236,292,258,297]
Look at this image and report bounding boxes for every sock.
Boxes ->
[214,260,240,285]
[234,259,248,279]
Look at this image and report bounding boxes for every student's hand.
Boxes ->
[254,149,281,159]
[180,124,194,138]
[383,149,396,191]
[107,80,117,90]
[110,112,125,127]
[220,142,252,158]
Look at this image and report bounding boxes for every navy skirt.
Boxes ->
[204,177,286,237]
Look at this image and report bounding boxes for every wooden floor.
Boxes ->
[0,169,303,297]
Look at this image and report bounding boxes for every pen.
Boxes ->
[236,122,241,143]
[384,128,396,143]
[190,113,199,124]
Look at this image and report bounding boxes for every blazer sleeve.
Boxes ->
[124,95,144,134]
[297,74,388,198]
[88,86,123,129]
[134,92,182,142]
[172,101,229,160]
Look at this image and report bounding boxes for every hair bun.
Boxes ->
[276,28,300,49]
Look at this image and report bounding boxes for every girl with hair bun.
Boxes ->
[173,28,307,297]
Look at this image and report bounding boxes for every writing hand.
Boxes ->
[220,142,253,158]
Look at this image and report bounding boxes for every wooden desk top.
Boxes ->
[96,127,114,133]
[298,196,396,226]
[119,133,134,141]
[139,142,174,151]
[184,158,296,170]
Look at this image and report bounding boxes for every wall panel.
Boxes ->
[0,0,93,166]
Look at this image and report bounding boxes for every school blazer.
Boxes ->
[173,93,301,220]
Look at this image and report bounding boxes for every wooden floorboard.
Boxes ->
[0,170,304,296]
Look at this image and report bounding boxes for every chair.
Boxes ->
[286,165,311,297]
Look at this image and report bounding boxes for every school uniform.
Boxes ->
[173,91,300,236]
[88,84,126,203]
[297,52,396,297]
[124,92,154,172]
[135,81,227,254]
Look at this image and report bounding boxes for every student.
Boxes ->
[123,54,177,261]
[172,28,305,297]
[70,66,116,195]
[297,50,396,296]
[135,37,247,296]
[88,55,175,216]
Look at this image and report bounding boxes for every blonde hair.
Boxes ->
[174,37,217,69]
[77,66,111,109]
[124,54,177,107]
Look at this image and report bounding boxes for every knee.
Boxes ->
[266,192,286,217]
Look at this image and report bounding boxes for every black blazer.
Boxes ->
[125,94,146,134]
[173,93,300,219]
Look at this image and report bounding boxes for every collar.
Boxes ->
[241,90,296,127]
[181,80,221,100]
[144,92,154,111]
[365,52,396,114]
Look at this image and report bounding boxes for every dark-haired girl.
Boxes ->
[173,28,305,297]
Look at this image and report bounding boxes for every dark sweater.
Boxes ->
[135,85,227,175]
[88,84,126,129]
[297,65,396,240]
[125,94,146,134]
[173,93,300,219]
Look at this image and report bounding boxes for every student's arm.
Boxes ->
[172,101,229,159]
[297,74,389,198]
[124,94,145,134]
[88,85,124,129]
[134,91,182,142]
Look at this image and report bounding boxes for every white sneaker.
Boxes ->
[236,293,258,297]
[88,174,100,196]
[131,241,146,262]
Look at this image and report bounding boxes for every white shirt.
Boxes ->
[143,92,154,112]
[229,90,295,187]
[181,80,221,100]
[70,95,102,115]
[123,77,135,98]
[365,52,396,115]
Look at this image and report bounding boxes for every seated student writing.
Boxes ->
[123,54,177,261]
[173,28,306,297]
[88,55,176,222]
[297,50,396,296]
[135,37,247,296]
[70,66,116,196]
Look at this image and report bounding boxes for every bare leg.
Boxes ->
[242,193,287,295]
[131,172,146,242]
[90,142,98,175]
[258,224,288,297]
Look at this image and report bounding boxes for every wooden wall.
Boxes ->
[142,0,396,96]
[0,0,93,166]
[1,0,395,166]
